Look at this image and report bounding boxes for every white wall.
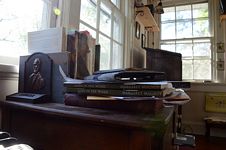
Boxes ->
[0,65,18,101]
[0,66,18,128]
[0,78,18,101]
[182,83,226,137]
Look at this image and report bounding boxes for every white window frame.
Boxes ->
[79,0,125,70]
[57,0,133,70]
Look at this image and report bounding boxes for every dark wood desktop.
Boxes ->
[0,101,174,150]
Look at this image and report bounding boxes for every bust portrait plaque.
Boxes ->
[24,52,53,99]
[6,52,53,103]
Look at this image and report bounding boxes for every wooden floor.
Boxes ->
[180,135,226,150]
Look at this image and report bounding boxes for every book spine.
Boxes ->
[64,83,163,90]
[63,93,164,113]
[64,93,87,106]
[65,88,164,97]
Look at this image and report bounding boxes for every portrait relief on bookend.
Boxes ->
[24,52,52,96]
[29,58,45,91]
[4,52,53,104]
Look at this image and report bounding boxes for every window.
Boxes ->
[79,0,124,70]
[0,0,57,65]
[160,2,211,80]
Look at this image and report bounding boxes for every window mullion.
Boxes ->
[96,0,101,44]
[175,6,177,45]
[110,10,114,69]
[80,20,96,32]
[191,5,194,80]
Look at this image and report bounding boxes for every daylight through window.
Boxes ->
[160,2,211,80]
[0,0,52,59]
[79,0,123,70]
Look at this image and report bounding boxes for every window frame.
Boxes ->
[79,0,125,70]
[160,1,213,81]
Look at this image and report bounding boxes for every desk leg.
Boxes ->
[177,105,182,133]
[205,121,210,138]
[172,109,176,145]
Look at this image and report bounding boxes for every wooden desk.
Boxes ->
[0,101,174,150]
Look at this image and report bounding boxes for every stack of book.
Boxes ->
[63,67,174,98]
[64,80,175,98]
[60,67,176,113]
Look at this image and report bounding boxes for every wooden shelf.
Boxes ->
[135,6,160,32]
[220,14,226,22]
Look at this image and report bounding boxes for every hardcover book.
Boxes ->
[60,66,173,91]
[84,68,166,82]
[64,93,164,113]
[64,80,173,90]
[65,87,175,97]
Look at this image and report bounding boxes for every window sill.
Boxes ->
[190,81,226,86]
[0,64,19,79]
[187,81,226,92]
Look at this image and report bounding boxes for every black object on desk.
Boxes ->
[6,93,47,104]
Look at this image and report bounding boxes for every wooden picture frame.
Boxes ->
[217,60,224,71]
[141,33,146,48]
[217,42,225,53]
[135,22,140,39]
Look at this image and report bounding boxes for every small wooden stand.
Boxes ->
[204,116,226,138]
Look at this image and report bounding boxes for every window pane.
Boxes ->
[176,5,191,20]
[79,0,124,70]
[193,3,208,18]
[113,17,121,42]
[193,40,211,58]
[99,34,110,70]
[0,0,48,57]
[161,42,176,52]
[161,23,175,39]
[176,41,192,57]
[176,21,192,38]
[111,0,120,9]
[112,42,122,69]
[80,0,97,29]
[161,2,211,81]
[79,23,96,38]
[194,59,211,79]
[182,60,193,79]
[193,19,210,37]
[99,2,111,36]
[161,7,175,22]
